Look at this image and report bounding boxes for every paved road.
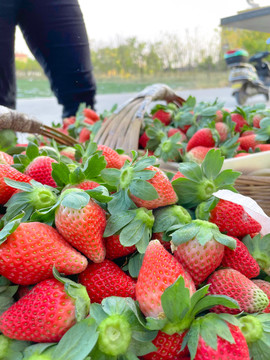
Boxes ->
[16,87,269,142]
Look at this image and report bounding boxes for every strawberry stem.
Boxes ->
[239,315,263,343]
[29,187,57,210]
[97,314,132,356]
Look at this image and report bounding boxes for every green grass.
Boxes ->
[17,71,229,99]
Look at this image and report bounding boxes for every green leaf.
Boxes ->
[128,253,144,278]
[101,168,121,187]
[25,142,39,160]
[129,179,158,201]
[187,321,200,360]
[171,223,200,246]
[83,153,107,179]
[200,316,218,350]
[69,167,85,185]
[161,276,191,323]
[191,295,239,317]
[60,190,90,210]
[145,317,168,331]
[179,162,203,182]
[4,178,33,192]
[133,157,156,171]
[0,296,15,315]
[52,318,99,360]
[214,170,241,189]
[201,149,224,180]
[86,186,112,203]
[0,213,24,244]
[103,211,135,237]
[213,231,236,249]
[135,228,151,254]
[90,303,108,325]
[120,221,145,247]
[133,170,156,181]
[108,190,136,213]
[51,162,70,186]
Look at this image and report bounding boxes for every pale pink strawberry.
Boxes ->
[171,171,185,181]
[0,152,13,165]
[215,122,229,142]
[186,146,216,164]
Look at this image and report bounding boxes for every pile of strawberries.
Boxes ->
[137,97,270,164]
[1,105,270,360]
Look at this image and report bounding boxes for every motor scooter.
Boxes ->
[249,51,270,86]
[225,49,269,105]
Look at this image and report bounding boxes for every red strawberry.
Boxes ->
[0,277,89,342]
[118,154,132,167]
[135,240,195,318]
[168,128,186,141]
[221,237,260,279]
[194,322,249,360]
[231,113,248,132]
[152,109,172,126]
[171,171,185,181]
[141,330,188,360]
[55,192,106,263]
[215,122,228,142]
[180,124,191,134]
[237,134,259,151]
[24,156,57,187]
[252,280,270,313]
[60,147,77,161]
[234,152,249,158]
[63,116,76,130]
[97,144,122,169]
[78,259,136,303]
[186,146,216,164]
[152,232,171,251]
[83,108,99,122]
[0,222,88,285]
[0,164,32,204]
[186,128,217,152]
[253,113,263,128]
[104,234,136,260]
[209,199,262,238]
[241,130,255,137]
[255,144,270,152]
[66,180,100,191]
[83,117,95,125]
[207,268,269,314]
[139,131,150,149]
[129,166,178,210]
[0,152,13,165]
[79,127,91,143]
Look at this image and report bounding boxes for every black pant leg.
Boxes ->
[0,0,21,109]
[18,0,96,117]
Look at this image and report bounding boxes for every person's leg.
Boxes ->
[0,1,20,109]
[19,0,96,118]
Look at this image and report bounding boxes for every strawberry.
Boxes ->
[209,199,262,238]
[0,273,90,342]
[63,116,76,130]
[152,109,172,126]
[83,117,95,125]
[0,164,32,205]
[104,234,136,260]
[221,237,260,279]
[129,165,178,210]
[55,189,107,263]
[237,134,259,151]
[0,152,13,165]
[66,179,100,191]
[252,280,270,313]
[186,146,216,164]
[186,128,218,152]
[0,222,88,285]
[79,127,91,143]
[207,268,269,314]
[241,130,255,136]
[172,220,236,286]
[141,330,189,360]
[215,109,224,122]
[255,143,270,151]
[152,232,171,251]
[215,122,228,142]
[60,147,77,161]
[234,152,249,158]
[24,155,57,187]
[83,108,99,122]
[168,128,186,141]
[139,131,150,149]
[252,113,263,128]
[231,113,248,132]
[78,259,136,303]
[135,240,195,318]
[118,153,132,167]
[190,317,250,360]
[242,234,270,275]
[171,171,185,181]
[97,144,122,169]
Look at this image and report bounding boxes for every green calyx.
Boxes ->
[98,314,132,356]
[29,187,57,210]
[242,234,270,275]
[119,166,134,189]
[172,149,240,209]
[183,313,240,360]
[153,205,192,234]
[146,276,239,337]
[240,315,263,343]
[104,207,154,253]
[170,219,236,249]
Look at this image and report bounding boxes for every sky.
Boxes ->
[15,0,270,55]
